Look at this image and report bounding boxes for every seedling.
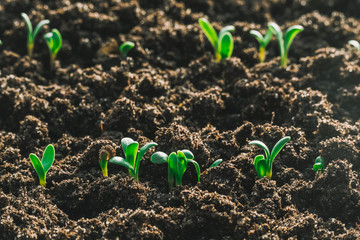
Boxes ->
[250,28,272,62]
[151,150,200,190]
[313,156,325,173]
[348,40,360,52]
[29,144,55,187]
[0,40,2,46]
[119,41,135,59]
[99,138,157,181]
[268,22,303,68]
[43,29,62,68]
[210,159,223,168]
[249,136,290,179]
[198,18,234,62]
[21,12,50,58]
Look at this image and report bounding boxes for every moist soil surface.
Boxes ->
[1,0,360,239]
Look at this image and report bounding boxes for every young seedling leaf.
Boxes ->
[250,30,264,43]
[188,159,201,182]
[284,25,304,54]
[219,25,235,36]
[43,29,62,67]
[269,136,291,162]
[210,159,223,168]
[218,31,233,60]
[198,18,218,49]
[137,142,158,166]
[348,40,360,52]
[119,41,135,59]
[151,151,168,164]
[253,155,267,178]
[42,144,55,173]
[249,140,270,160]
[121,137,136,154]
[124,142,139,169]
[181,149,194,160]
[263,29,273,46]
[109,156,134,172]
[313,156,325,172]
[177,151,188,183]
[29,153,45,181]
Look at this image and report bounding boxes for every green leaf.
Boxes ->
[210,159,223,168]
[263,29,273,46]
[188,159,201,183]
[29,153,45,181]
[21,13,33,42]
[249,140,270,160]
[177,151,188,180]
[313,156,325,172]
[151,151,168,164]
[181,149,194,160]
[198,18,218,50]
[168,152,179,184]
[134,142,157,179]
[218,31,233,60]
[348,40,360,52]
[42,144,55,174]
[121,137,135,154]
[284,25,303,53]
[219,25,235,37]
[119,41,135,58]
[268,22,282,39]
[43,29,62,57]
[125,142,139,169]
[250,30,264,44]
[253,155,267,178]
[109,156,134,172]
[33,19,50,41]
[269,136,291,163]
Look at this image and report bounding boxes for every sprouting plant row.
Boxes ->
[30,136,327,190]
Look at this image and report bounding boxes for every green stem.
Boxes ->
[28,42,34,58]
[39,177,46,187]
[259,47,265,63]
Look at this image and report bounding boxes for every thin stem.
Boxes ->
[39,177,46,187]
[259,46,265,63]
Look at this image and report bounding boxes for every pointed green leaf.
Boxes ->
[33,19,50,40]
[168,153,179,182]
[210,159,223,168]
[109,156,134,172]
[151,151,168,164]
[268,22,282,39]
[121,137,136,154]
[119,41,135,58]
[218,31,233,59]
[177,151,188,180]
[250,30,264,44]
[181,149,194,160]
[29,153,45,180]
[249,140,270,160]
[43,29,62,57]
[198,18,218,50]
[21,13,33,42]
[270,136,290,162]
[188,159,201,183]
[284,25,303,53]
[253,155,267,178]
[42,144,55,174]
[219,25,235,37]
[125,142,139,168]
[348,40,360,52]
[136,142,157,166]
[263,29,273,46]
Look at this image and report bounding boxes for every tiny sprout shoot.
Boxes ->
[268,22,303,68]
[250,28,272,63]
[313,156,325,173]
[99,138,157,181]
[249,136,290,179]
[210,159,223,168]
[43,29,62,68]
[348,40,360,52]
[198,18,234,62]
[21,13,50,58]
[29,144,55,187]
[151,150,200,190]
[0,40,2,46]
[119,41,135,59]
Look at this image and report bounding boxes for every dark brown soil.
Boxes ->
[1,0,360,239]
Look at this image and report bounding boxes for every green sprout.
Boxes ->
[43,29,62,68]
[21,12,50,58]
[198,18,234,62]
[268,22,303,68]
[250,28,272,63]
[119,41,135,59]
[151,150,200,190]
[348,40,360,52]
[99,138,157,181]
[249,136,290,179]
[29,144,55,187]
[313,156,325,173]
[210,159,223,168]
[0,40,2,46]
